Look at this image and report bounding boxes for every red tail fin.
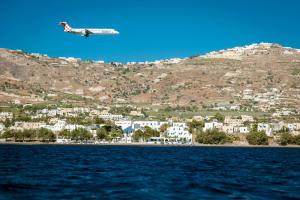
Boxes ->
[59,22,72,32]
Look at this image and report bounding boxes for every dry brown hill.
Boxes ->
[0,43,300,110]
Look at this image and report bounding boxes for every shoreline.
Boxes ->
[0,141,300,148]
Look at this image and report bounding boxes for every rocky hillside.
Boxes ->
[0,43,300,110]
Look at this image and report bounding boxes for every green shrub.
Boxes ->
[96,127,108,140]
[277,132,300,146]
[132,129,143,142]
[214,112,225,122]
[278,132,293,146]
[196,129,230,144]
[246,131,269,145]
[71,128,92,141]
[294,135,300,145]
[187,120,204,133]
[132,127,160,142]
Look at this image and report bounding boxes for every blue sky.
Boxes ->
[1,0,300,62]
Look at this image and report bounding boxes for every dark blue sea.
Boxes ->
[0,145,300,199]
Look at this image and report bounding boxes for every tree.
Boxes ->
[22,129,35,141]
[4,118,13,128]
[132,129,143,142]
[94,117,106,124]
[144,126,159,139]
[187,120,204,133]
[141,108,148,118]
[246,131,269,145]
[110,128,123,140]
[71,128,92,141]
[66,116,93,125]
[59,130,72,139]
[278,132,293,146]
[14,113,31,122]
[1,129,14,139]
[96,127,108,140]
[294,135,300,145]
[214,112,225,122]
[159,123,169,133]
[37,128,55,142]
[196,129,230,144]
[81,129,93,141]
[79,128,92,141]
[15,130,24,142]
[100,124,123,141]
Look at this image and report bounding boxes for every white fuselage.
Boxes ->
[68,28,119,36]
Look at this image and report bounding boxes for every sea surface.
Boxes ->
[0,144,300,199]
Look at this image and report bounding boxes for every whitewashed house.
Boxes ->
[99,113,123,121]
[172,122,187,128]
[48,109,59,117]
[222,125,249,134]
[241,115,254,122]
[65,124,86,131]
[166,126,191,142]
[11,122,45,130]
[257,123,272,136]
[203,121,223,131]
[224,116,243,126]
[115,120,132,130]
[222,125,234,134]
[56,138,71,144]
[133,121,168,131]
[271,122,285,132]
[287,123,300,132]
[239,127,249,134]
[41,120,67,132]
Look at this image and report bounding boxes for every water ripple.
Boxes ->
[0,145,300,199]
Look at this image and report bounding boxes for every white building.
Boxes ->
[224,116,243,126]
[64,124,86,131]
[222,125,249,134]
[48,109,59,117]
[239,127,249,134]
[0,112,13,121]
[11,122,45,130]
[129,111,144,117]
[271,122,285,132]
[287,123,300,132]
[172,122,187,128]
[257,123,272,136]
[99,113,124,121]
[166,126,191,142]
[56,138,71,143]
[241,115,254,122]
[203,121,223,131]
[133,121,168,131]
[42,120,67,132]
[222,125,234,134]
[38,109,59,117]
[115,120,132,130]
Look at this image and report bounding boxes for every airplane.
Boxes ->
[59,22,119,37]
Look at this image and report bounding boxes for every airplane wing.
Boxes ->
[84,29,93,37]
